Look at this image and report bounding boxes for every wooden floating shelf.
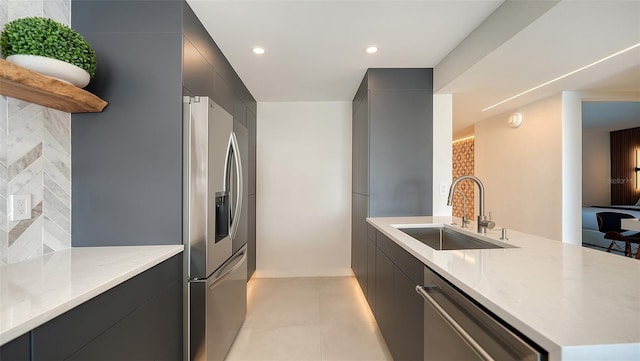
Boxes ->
[0,59,108,113]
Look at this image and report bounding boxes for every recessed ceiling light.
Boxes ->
[252,47,265,55]
[482,42,640,112]
[365,46,378,54]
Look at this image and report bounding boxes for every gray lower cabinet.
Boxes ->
[248,194,257,279]
[352,193,368,293]
[1,254,182,361]
[371,231,424,361]
[0,333,30,360]
[366,236,377,313]
[374,246,395,350]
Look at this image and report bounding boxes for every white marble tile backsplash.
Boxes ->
[0,0,72,266]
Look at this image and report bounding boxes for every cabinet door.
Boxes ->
[214,72,235,115]
[183,36,214,98]
[366,238,376,312]
[375,247,396,355]
[66,282,182,361]
[247,109,256,196]
[0,333,31,360]
[352,93,369,195]
[248,194,256,279]
[393,267,424,361]
[352,193,368,293]
[368,89,432,217]
[32,255,182,360]
[247,109,256,279]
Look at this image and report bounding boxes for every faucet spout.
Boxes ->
[447,175,493,234]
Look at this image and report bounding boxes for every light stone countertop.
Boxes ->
[0,245,184,346]
[368,216,640,361]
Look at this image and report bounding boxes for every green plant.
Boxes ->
[0,17,96,77]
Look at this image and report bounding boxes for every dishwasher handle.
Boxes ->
[416,285,495,361]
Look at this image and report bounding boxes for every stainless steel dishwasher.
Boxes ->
[416,267,545,361]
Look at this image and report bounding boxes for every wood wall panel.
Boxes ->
[610,127,640,205]
[452,137,475,218]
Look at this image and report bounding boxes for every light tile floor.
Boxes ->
[225,276,393,361]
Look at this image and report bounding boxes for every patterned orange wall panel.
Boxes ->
[452,138,475,218]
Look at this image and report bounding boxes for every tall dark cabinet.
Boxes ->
[71,0,257,279]
[351,68,433,294]
[352,68,433,360]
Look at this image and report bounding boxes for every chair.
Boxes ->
[596,212,640,259]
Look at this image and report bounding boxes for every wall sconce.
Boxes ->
[508,112,523,128]
[636,148,639,189]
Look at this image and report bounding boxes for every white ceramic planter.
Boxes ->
[6,54,90,88]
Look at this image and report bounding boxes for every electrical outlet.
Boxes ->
[9,194,31,221]
[440,182,449,196]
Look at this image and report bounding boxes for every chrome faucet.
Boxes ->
[447,175,495,234]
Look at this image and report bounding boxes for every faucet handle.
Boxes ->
[487,211,495,229]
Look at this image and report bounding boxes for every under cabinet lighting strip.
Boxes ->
[482,42,640,112]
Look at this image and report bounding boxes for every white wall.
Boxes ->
[433,94,453,216]
[561,91,582,245]
[256,102,352,277]
[475,95,563,241]
[582,128,611,206]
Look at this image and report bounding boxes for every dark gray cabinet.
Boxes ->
[369,88,433,216]
[0,255,182,361]
[371,230,424,361]
[394,266,424,361]
[352,90,369,196]
[352,193,368,293]
[248,194,257,278]
[351,69,432,281]
[366,229,377,312]
[71,1,257,254]
[0,333,30,360]
[374,246,395,349]
[247,109,257,279]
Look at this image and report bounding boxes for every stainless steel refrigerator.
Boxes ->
[183,96,247,361]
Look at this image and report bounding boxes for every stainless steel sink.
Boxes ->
[395,227,515,250]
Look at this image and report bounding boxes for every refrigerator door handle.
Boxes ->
[225,132,243,241]
[208,246,247,290]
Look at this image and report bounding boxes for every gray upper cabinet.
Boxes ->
[352,91,369,196]
[351,68,433,217]
[247,109,257,279]
[183,36,214,97]
[214,72,236,116]
[369,88,432,216]
[71,1,257,250]
[72,0,184,247]
[248,109,257,196]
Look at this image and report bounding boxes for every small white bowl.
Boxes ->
[6,54,90,88]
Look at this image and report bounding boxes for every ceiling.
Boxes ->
[187,0,640,137]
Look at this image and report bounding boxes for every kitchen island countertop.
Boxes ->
[0,245,183,346]
[368,216,640,361]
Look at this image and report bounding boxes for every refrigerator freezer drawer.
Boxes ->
[188,246,247,361]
